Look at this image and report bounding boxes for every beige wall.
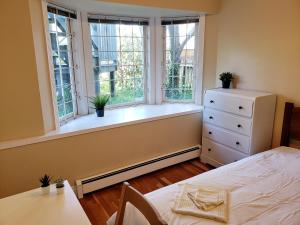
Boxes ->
[0,113,201,198]
[0,0,45,141]
[0,0,216,198]
[215,0,300,147]
[203,15,219,92]
[98,0,221,14]
[29,0,56,133]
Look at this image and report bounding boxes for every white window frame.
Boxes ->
[42,1,89,126]
[195,16,205,105]
[159,17,204,104]
[82,14,150,112]
[72,11,89,116]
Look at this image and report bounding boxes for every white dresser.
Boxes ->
[201,88,276,167]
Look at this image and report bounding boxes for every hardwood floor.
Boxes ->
[79,159,212,225]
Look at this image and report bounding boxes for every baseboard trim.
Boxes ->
[76,145,201,198]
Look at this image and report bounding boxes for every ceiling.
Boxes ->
[50,0,201,17]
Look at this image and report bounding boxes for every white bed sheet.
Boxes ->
[107,147,300,225]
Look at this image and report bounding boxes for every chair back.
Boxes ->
[114,182,168,225]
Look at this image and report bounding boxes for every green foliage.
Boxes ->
[219,72,234,82]
[39,174,51,187]
[56,85,73,118]
[89,94,110,109]
[110,87,144,105]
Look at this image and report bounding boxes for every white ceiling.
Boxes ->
[50,0,201,17]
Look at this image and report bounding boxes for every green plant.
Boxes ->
[39,174,51,187]
[89,94,110,109]
[55,178,65,188]
[219,72,234,82]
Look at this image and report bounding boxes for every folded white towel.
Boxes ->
[171,184,228,223]
[187,189,224,211]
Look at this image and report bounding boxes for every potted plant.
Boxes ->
[89,94,110,117]
[39,174,51,194]
[219,72,234,89]
[55,178,65,194]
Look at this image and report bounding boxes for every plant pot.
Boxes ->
[96,108,104,117]
[222,80,231,89]
[40,186,50,195]
[56,187,64,194]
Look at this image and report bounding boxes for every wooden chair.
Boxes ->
[114,182,168,225]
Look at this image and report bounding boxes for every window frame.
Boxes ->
[82,14,149,112]
[42,1,82,126]
[161,19,201,104]
[55,16,78,123]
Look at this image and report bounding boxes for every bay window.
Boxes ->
[44,3,203,126]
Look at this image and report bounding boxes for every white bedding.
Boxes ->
[107,147,300,225]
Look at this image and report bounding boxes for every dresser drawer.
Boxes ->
[204,91,254,117]
[203,108,252,136]
[202,138,247,165]
[203,123,250,154]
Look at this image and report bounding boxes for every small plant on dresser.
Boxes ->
[219,72,234,88]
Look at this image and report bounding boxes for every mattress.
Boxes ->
[107,147,300,225]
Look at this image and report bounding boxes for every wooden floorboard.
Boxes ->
[79,159,212,225]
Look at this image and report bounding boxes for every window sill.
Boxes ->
[0,103,202,150]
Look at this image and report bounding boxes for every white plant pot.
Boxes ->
[40,186,50,195]
[56,187,64,194]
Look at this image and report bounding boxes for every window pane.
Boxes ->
[62,68,72,85]
[163,23,196,102]
[57,104,65,117]
[56,86,64,105]
[54,69,61,86]
[121,51,134,65]
[48,12,76,120]
[65,101,74,114]
[89,20,146,107]
[132,25,143,37]
[63,85,73,102]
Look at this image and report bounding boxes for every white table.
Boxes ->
[0,181,91,225]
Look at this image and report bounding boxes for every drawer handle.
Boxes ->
[236,141,240,145]
[237,124,242,128]
[208,131,212,135]
[238,106,243,110]
[209,116,214,120]
[208,148,212,152]
[210,100,215,103]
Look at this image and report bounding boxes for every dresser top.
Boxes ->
[206,88,274,99]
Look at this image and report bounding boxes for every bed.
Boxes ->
[107,102,300,225]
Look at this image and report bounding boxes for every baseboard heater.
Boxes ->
[76,145,200,198]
